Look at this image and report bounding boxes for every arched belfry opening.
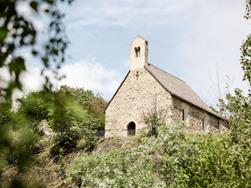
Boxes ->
[127,122,136,136]
[134,46,140,57]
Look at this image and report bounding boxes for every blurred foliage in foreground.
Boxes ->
[0,87,106,187]
[0,0,74,186]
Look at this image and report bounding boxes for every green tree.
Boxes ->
[49,87,105,159]
[144,98,167,137]
[215,0,251,186]
[0,0,73,187]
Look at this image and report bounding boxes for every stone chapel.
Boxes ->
[105,36,228,137]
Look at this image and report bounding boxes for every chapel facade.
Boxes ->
[105,36,228,137]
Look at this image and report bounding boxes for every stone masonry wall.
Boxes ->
[172,97,227,133]
[105,68,173,137]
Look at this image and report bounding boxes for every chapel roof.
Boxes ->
[145,63,224,119]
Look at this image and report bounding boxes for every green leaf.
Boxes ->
[0,27,8,42]
[30,1,38,11]
[8,57,26,77]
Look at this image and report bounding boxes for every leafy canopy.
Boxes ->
[0,0,73,187]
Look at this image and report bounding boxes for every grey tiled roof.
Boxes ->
[145,64,223,119]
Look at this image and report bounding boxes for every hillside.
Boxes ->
[27,123,242,188]
[1,86,251,188]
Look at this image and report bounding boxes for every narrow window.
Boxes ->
[127,122,136,136]
[217,119,220,129]
[181,109,185,121]
[134,47,140,57]
[201,119,205,130]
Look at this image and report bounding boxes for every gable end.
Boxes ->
[105,71,130,112]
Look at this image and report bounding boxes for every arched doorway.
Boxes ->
[127,122,136,136]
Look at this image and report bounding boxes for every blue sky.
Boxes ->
[5,0,250,106]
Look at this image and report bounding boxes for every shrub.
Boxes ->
[18,92,53,122]
[49,88,104,157]
[66,123,251,188]
[66,149,165,187]
[143,101,167,137]
[16,88,106,158]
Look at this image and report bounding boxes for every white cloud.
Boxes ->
[20,65,45,93]
[3,60,122,100]
[58,60,121,97]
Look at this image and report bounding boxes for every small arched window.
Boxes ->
[134,47,140,57]
[127,122,136,136]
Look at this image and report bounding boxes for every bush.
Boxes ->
[49,88,104,157]
[66,149,165,187]
[160,134,236,187]
[18,92,53,122]
[16,88,106,159]
[66,123,251,188]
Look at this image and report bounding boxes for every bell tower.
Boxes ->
[130,36,148,70]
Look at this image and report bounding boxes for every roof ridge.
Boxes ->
[146,63,185,83]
